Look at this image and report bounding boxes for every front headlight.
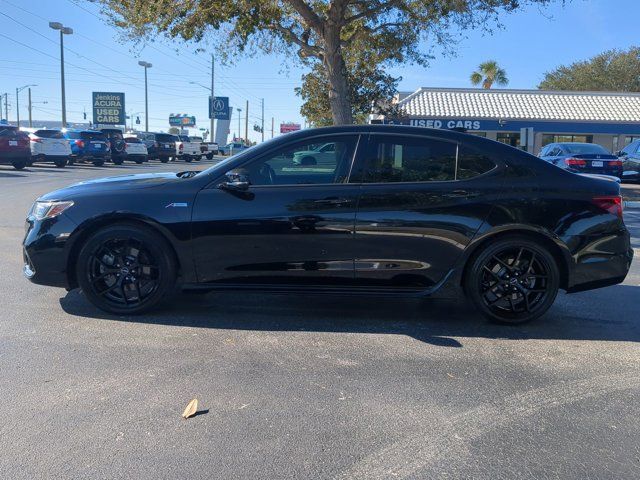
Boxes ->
[31,200,74,220]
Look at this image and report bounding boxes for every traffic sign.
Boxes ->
[209,96,230,120]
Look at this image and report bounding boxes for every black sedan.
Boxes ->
[539,142,623,179]
[23,125,633,324]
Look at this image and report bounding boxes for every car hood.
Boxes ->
[38,172,180,201]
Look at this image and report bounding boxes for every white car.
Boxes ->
[28,129,72,168]
[123,137,148,164]
[175,135,202,162]
[292,142,337,166]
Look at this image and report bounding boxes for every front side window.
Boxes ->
[238,135,358,186]
[356,135,457,183]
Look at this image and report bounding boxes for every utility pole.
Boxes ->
[261,98,264,142]
[271,117,274,139]
[138,61,152,132]
[245,99,249,144]
[214,53,216,142]
[237,107,242,142]
[15,88,19,128]
[28,87,32,128]
[3,94,8,122]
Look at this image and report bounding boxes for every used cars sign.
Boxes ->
[92,92,125,125]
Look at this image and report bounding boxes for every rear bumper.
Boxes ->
[566,229,633,293]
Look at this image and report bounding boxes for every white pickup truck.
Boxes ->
[197,138,219,159]
[175,135,202,162]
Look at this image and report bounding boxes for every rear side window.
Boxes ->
[34,130,64,139]
[81,132,107,141]
[356,135,457,183]
[457,144,496,179]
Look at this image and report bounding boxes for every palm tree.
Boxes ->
[470,61,509,89]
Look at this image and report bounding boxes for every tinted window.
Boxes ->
[564,144,609,155]
[34,130,64,139]
[179,135,190,141]
[80,131,107,141]
[457,144,496,179]
[190,137,203,142]
[239,136,358,186]
[125,137,141,143]
[155,134,175,142]
[64,131,81,139]
[357,135,457,183]
[0,126,19,137]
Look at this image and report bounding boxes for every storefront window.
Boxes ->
[496,132,520,147]
[624,136,640,146]
[541,134,593,147]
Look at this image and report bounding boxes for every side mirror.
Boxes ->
[219,170,250,192]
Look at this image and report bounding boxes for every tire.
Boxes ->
[54,158,67,168]
[11,159,27,170]
[184,156,192,163]
[160,157,169,163]
[135,158,143,164]
[464,236,560,324]
[195,155,202,161]
[206,153,213,160]
[93,160,105,167]
[112,158,124,165]
[76,224,177,315]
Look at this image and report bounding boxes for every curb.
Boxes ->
[625,201,640,209]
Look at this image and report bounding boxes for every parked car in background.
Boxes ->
[100,128,127,165]
[27,129,71,168]
[618,139,640,181]
[0,124,30,170]
[23,125,632,323]
[219,142,249,156]
[292,142,337,166]
[199,139,219,159]
[123,137,148,164]
[175,134,201,162]
[136,132,176,163]
[64,130,111,166]
[539,143,623,179]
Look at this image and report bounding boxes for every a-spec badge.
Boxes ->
[165,202,188,208]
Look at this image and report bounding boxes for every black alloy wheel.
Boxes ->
[77,225,176,314]
[465,236,560,324]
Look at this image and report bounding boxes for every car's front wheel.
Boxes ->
[464,236,560,324]
[11,159,27,170]
[76,224,177,315]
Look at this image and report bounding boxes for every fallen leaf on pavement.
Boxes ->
[182,398,198,419]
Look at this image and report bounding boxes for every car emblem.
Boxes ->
[165,202,188,208]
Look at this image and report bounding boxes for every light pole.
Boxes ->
[138,61,152,132]
[49,22,72,128]
[237,108,242,142]
[16,84,36,128]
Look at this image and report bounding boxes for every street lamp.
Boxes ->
[237,107,242,142]
[138,61,152,132]
[15,84,36,128]
[49,22,73,128]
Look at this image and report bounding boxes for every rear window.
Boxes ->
[0,126,19,137]
[80,131,107,141]
[65,131,81,139]
[178,135,190,141]
[564,144,609,155]
[190,137,203,142]
[34,130,64,139]
[125,137,141,143]
[155,134,175,143]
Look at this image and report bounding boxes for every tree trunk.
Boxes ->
[323,26,353,125]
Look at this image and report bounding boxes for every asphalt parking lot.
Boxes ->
[1,160,639,479]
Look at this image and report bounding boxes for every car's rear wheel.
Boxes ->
[12,159,27,170]
[93,160,105,167]
[112,158,124,165]
[464,236,560,324]
[54,158,67,168]
[76,225,177,315]
[206,153,213,160]
[160,157,169,163]
[184,156,192,163]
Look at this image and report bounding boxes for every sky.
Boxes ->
[0,0,638,143]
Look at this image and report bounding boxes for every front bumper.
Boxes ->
[23,213,78,288]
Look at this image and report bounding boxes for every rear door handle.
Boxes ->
[314,197,352,206]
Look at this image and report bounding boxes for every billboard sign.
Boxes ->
[209,96,230,120]
[169,114,196,127]
[280,122,301,134]
[92,92,125,125]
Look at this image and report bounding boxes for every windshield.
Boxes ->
[564,144,609,155]
[34,130,64,139]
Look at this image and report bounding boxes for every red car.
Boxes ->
[0,125,30,170]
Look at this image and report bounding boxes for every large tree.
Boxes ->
[539,47,640,92]
[94,0,553,125]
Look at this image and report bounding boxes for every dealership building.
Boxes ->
[382,87,640,154]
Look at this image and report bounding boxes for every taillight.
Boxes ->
[179,144,184,151]
[154,142,159,148]
[75,139,85,148]
[565,158,586,167]
[609,160,623,167]
[106,141,111,150]
[592,195,623,219]
[30,138,43,143]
